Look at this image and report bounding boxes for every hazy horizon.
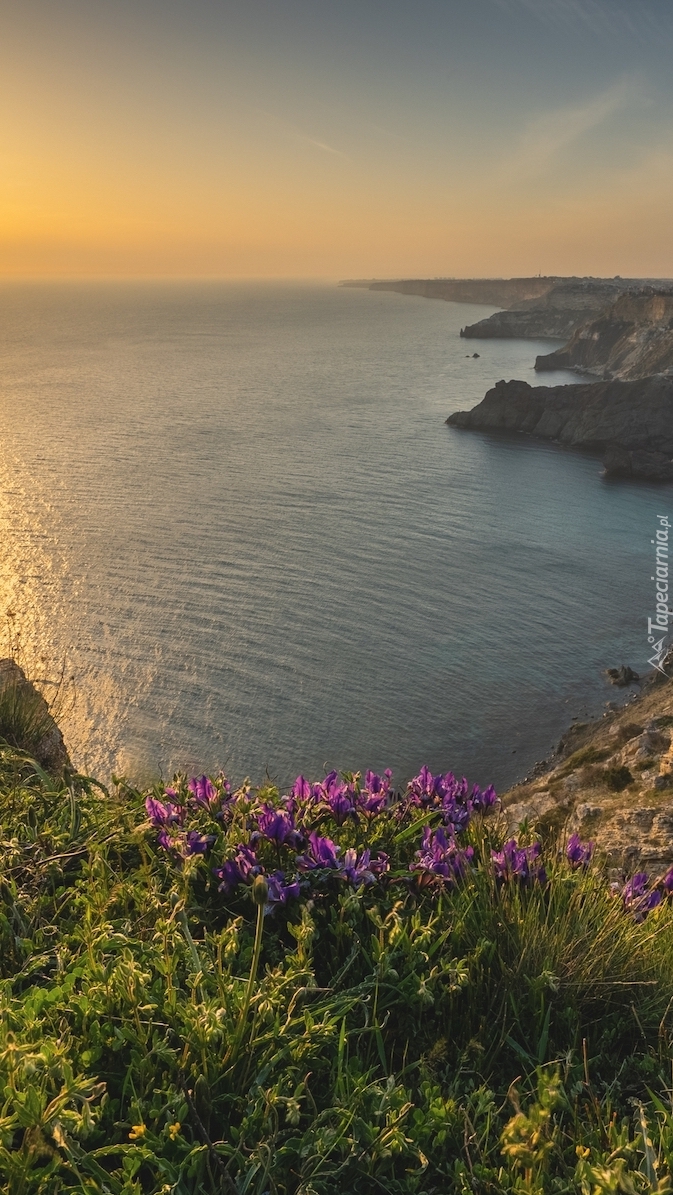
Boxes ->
[3,0,673,279]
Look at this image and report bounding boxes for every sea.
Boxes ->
[0,279,667,793]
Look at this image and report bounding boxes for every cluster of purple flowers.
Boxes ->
[146,767,400,912]
[614,865,673,922]
[295,831,389,884]
[404,766,497,835]
[410,826,474,889]
[143,765,673,927]
[285,769,393,825]
[491,839,547,886]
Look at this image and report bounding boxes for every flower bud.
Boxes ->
[252,874,269,906]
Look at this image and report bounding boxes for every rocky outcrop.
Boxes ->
[0,659,70,772]
[446,376,673,481]
[502,656,673,872]
[459,279,632,340]
[535,289,673,380]
[340,277,558,306]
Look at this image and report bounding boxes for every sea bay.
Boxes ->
[0,280,663,790]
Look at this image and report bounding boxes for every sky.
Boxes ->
[2,0,673,278]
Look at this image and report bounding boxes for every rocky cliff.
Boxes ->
[446,375,673,481]
[535,288,673,380]
[459,279,632,340]
[340,276,559,306]
[0,658,70,772]
[503,660,673,871]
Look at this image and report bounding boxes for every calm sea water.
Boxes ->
[0,280,666,790]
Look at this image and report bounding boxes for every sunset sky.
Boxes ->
[3,0,673,278]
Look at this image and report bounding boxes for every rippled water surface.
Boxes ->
[0,280,665,789]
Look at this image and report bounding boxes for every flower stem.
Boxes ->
[228,899,265,1065]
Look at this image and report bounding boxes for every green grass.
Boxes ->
[2,750,673,1193]
[0,677,55,755]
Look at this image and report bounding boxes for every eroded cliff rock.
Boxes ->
[446,376,673,481]
[535,288,673,380]
[0,658,70,772]
[502,659,673,872]
[459,279,631,340]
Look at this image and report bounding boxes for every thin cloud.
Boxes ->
[489,0,672,41]
[257,110,351,161]
[294,133,350,159]
[501,80,638,179]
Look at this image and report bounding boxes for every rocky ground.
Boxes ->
[503,662,673,873]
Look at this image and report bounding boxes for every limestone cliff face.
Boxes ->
[446,376,673,481]
[535,289,673,380]
[459,279,630,340]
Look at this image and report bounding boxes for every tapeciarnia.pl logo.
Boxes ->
[648,514,672,676]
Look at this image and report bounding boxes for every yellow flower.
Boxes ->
[168,1121,181,1140]
[576,1145,590,1159]
[129,1124,146,1140]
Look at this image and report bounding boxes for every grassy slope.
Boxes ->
[2,745,673,1193]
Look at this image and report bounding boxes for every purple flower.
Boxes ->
[359,769,393,815]
[185,830,216,855]
[491,839,546,885]
[664,866,673,894]
[469,784,498,814]
[146,796,184,827]
[296,832,341,871]
[410,826,474,888]
[407,765,437,805]
[254,804,302,849]
[566,834,594,869]
[266,871,301,909]
[341,847,390,886]
[623,872,649,902]
[316,771,357,825]
[157,828,176,852]
[621,872,663,921]
[440,797,471,835]
[188,774,218,808]
[290,775,312,802]
[213,844,262,893]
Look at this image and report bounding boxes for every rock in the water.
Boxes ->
[606,665,640,687]
[446,376,673,482]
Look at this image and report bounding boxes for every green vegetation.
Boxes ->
[2,747,673,1194]
[0,676,54,756]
